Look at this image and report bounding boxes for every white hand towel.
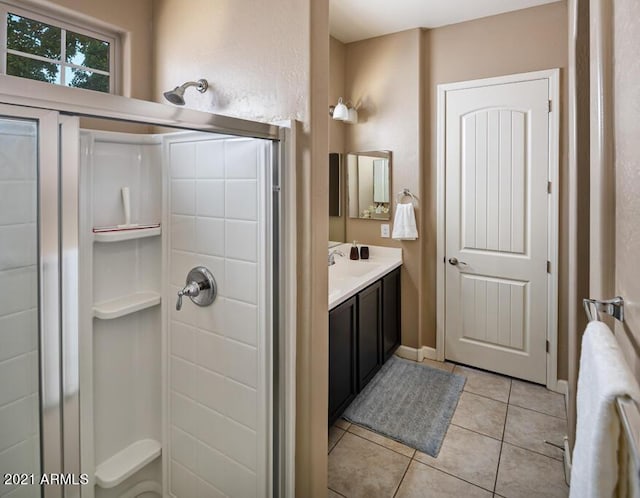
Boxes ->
[570,321,640,498]
[392,203,418,240]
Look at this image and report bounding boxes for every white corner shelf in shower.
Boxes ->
[94,438,162,489]
[93,225,161,243]
[93,292,161,320]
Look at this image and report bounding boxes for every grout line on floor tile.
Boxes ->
[493,441,504,494]
[507,400,567,421]
[460,388,510,405]
[391,458,412,498]
[346,428,415,459]
[328,486,348,497]
[499,439,564,462]
[449,422,504,443]
[412,458,498,494]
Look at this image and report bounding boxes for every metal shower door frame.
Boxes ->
[0,104,82,498]
[0,78,295,497]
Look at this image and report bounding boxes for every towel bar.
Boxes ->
[396,188,418,205]
[583,296,624,322]
[616,395,640,483]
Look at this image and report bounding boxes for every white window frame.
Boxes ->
[0,1,118,94]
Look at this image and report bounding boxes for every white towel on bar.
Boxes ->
[392,203,418,240]
[570,321,640,498]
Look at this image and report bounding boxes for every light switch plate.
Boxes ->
[381,224,390,238]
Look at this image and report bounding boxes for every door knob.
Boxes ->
[176,266,217,311]
[448,257,468,267]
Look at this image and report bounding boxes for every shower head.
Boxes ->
[163,79,208,106]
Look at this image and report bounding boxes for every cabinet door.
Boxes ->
[357,280,382,390]
[382,268,401,360]
[328,296,357,425]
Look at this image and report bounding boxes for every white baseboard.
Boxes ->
[422,346,437,361]
[395,345,438,363]
[395,345,422,362]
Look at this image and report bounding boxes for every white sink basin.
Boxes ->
[328,244,402,310]
[329,261,378,278]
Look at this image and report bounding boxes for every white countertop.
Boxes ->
[328,243,403,310]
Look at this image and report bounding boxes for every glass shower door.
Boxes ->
[0,107,68,498]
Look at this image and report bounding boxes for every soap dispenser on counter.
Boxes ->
[349,241,360,260]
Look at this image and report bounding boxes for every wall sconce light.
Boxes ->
[329,97,358,124]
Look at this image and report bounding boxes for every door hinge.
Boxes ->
[547,181,552,193]
[546,340,550,353]
[546,261,551,273]
[548,100,552,113]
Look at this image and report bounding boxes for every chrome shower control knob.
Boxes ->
[175,266,217,311]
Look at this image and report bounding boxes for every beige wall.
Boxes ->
[344,29,424,348]
[152,0,311,122]
[613,0,640,377]
[43,0,153,100]
[329,36,347,242]
[423,2,569,378]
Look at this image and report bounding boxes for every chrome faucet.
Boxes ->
[328,249,345,266]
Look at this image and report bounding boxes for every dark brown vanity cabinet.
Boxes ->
[328,267,401,425]
[328,296,358,425]
[357,281,382,390]
[382,268,401,360]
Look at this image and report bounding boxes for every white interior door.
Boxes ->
[443,75,553,384]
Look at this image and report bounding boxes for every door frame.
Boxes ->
[435,69,561,391]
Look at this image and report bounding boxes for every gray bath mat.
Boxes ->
[343,355,465,457]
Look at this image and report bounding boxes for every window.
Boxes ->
[0,3,117,93]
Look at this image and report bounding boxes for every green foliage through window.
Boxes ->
[4,11,112,93]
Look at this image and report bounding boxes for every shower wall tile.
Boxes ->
[170,142,196,178]
[225,139,258,179]
[196,180,225,218]
[196,141,224,179]
[0,395,37,453]
[171,356,197,399]
[195,218,225,257]
[225,220,258,262]
[171,180,196,216]
[167,136,265,497]
[195,367,225,413]
[225,180,258,220]
[170,321,196,362]
[0,181,36,225]
[171,428,197,474]
[171,215,196,253]
[225,260,258,304]
[0,267,37,317]
[224,379,258,430]
[0,123,39,490]
[0,224,36,270]
[0,310,37,362]
[0,130,36,180]
[171,461,197,498]
[224,299,258,346]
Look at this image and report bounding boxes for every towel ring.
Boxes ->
[396,188,418,205]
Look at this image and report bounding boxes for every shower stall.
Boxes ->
[0,88,292,498]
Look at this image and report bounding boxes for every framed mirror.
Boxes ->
[347,150,391,220]
[329,152,341,217]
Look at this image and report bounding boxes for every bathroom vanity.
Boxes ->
[328,245,402,425]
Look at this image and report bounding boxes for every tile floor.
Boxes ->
[328,360,569,498]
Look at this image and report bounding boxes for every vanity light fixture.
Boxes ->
[329,97,358,124]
